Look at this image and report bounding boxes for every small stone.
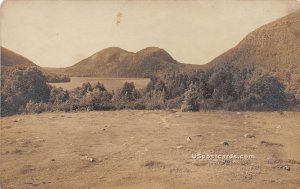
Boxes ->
[186,137,192,142]
[237,112,241,115]
[176,145,184,149]
[244,133,255,138]
[34,137,45,142]
[260,140,267,144]
[221,141,229,146]
[286,159,300,164]
[80,156,95,162]
[284,165,290,171]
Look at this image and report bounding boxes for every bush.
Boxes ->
[113,82,141,109]
[243,75,290,110]
[49,82,115,112]
[49,87,69,104]
[166,96,184,109]
[1,67,51,115]
[25,101,50,114]
[137,89,166,110]
[46,74,70,83]
[1,65,297,116]
[181,83,201,112]
[80,89,114,110]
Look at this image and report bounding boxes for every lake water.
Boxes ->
[49,77,150,91]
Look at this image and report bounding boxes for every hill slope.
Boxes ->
[1,47,40,81]
[205,10,300,99]
[45,47,199,77]
[1,47,37,67]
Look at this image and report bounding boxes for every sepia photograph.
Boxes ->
[0,0,300,188]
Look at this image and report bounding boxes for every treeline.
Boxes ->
[1,65,297,116]
[46,74,70,83]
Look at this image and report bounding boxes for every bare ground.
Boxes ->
[0,110,300,189]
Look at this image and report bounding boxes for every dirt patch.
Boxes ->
[0,111,300,188]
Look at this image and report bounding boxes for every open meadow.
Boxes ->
[1,110,300,189]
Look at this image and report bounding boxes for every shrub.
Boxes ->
[46,74,70,83]
[25,101,50,114]
[80,89,114,110]
[113,82,140,109]
[1,67,51,115]
[49,87,69,104]
[1,65,296,116]
[243,75,290,110]
[166,96,184,109]
[181,83,200,112]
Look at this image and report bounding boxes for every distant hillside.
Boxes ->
[45,47,200,77]
[1,47,37,67]
[2,11,299,100]
[1,47,40,82]
[205,10,300,99]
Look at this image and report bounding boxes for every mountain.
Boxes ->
[204,10,300,99]
[45,47,200,77]
[2,11,299,98]
[1,47,37,67]
[1,47,40,79]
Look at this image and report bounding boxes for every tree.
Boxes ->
[181,83,200,112]
[114,82,139,102]
[49,87,69,104]
[112,82,140,109]
[208,71,235,104]
[158,88,166,107]
[94,82,106,92]
[80,82,93,96]
[46,74,70,83]
[1,67,50,115]
[243,74,289,110]
[80,88,113,110]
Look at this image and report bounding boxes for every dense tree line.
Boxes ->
[0,65,297,116]
[1,67,50,115]
[46,74,71,83]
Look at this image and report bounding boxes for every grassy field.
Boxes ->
[1,110,300,189]
[49,77,150,91]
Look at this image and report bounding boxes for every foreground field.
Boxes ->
[49,77,150,91]
[1,111,300,189]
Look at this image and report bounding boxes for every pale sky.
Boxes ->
[1,0,299,67]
